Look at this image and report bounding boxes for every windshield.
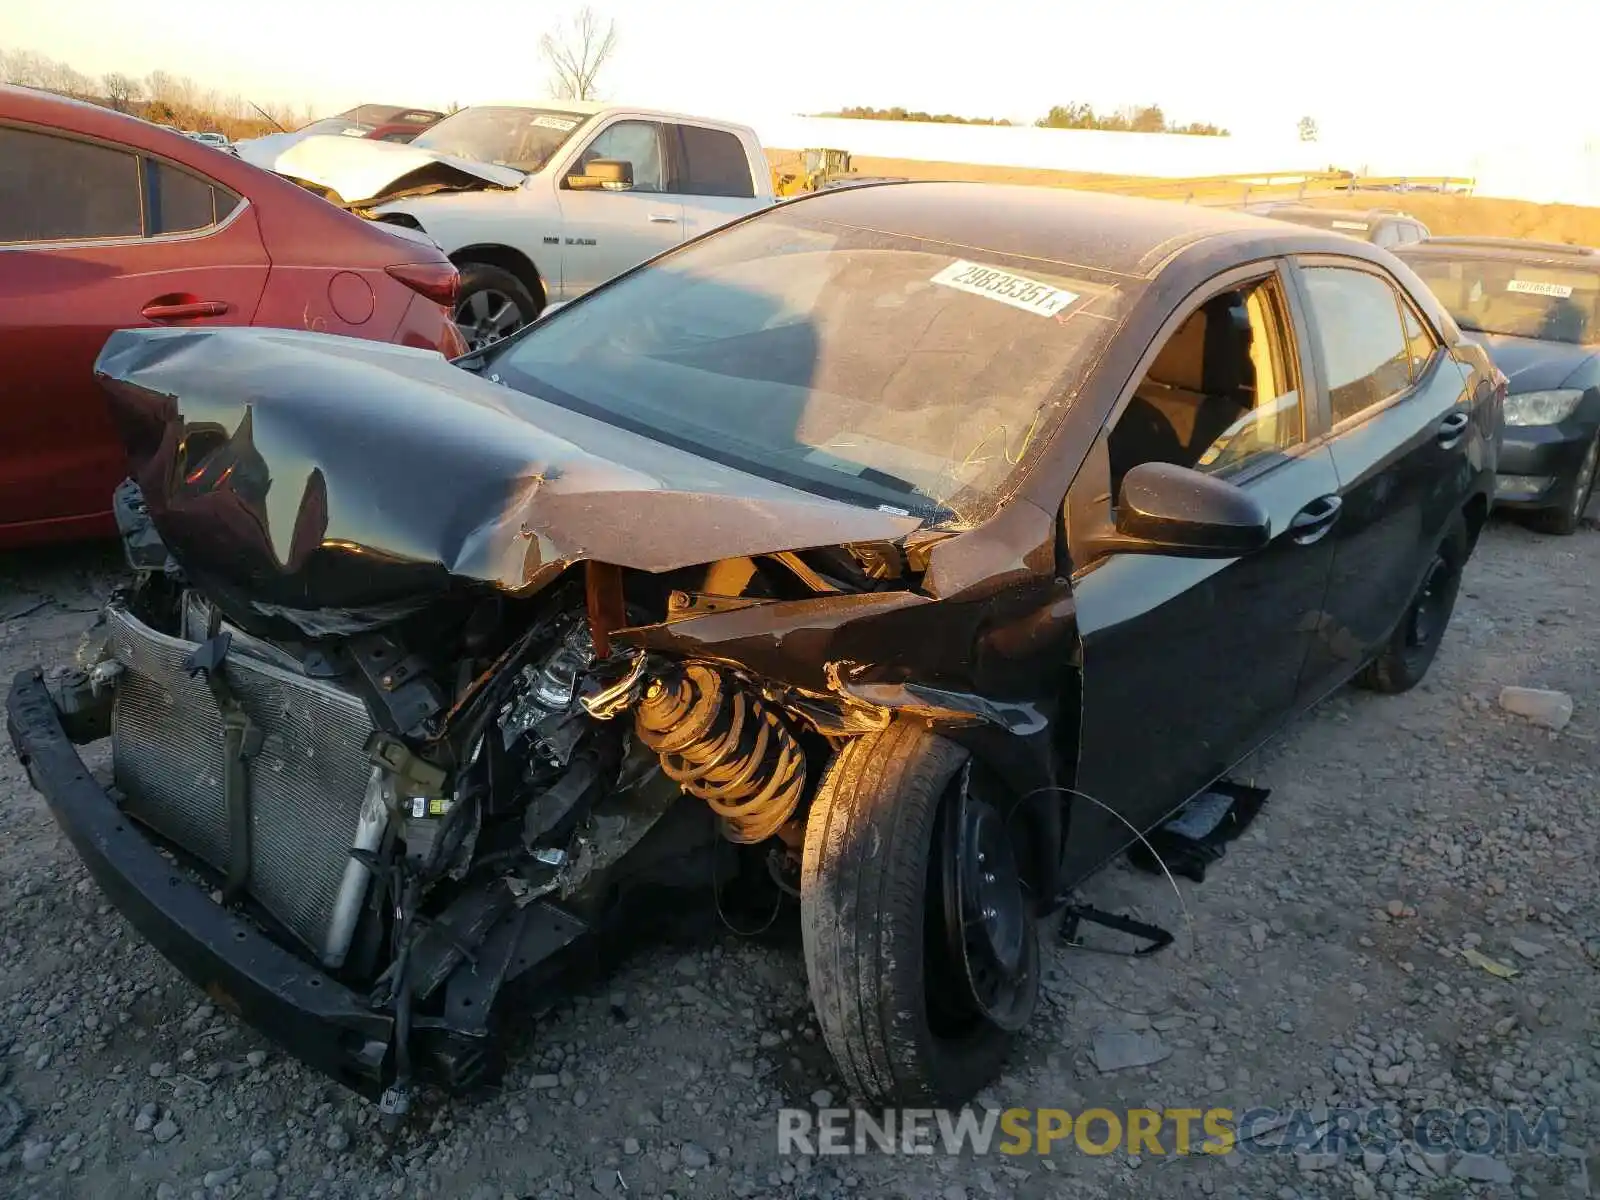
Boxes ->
[409,107,590,173]
[1270,209,1376,237]
[1403,253,1600,344]
[293,118,371,138]
[484,210,1132,524]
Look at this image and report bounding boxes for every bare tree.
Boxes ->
[539,6,619,101]
[1298,115,1319,142]
[103,72,141,112]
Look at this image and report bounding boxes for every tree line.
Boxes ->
[0,47,312,139]
[817,102,1229,137]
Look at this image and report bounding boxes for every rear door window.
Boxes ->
[1300,266,1415,424]
[674,124,755,198]
[0,127,142,243]
[145,161,242,235]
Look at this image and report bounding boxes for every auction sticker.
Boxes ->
[932,260,1078,317]
[533,114,580,131]
[1507,279,1573,298]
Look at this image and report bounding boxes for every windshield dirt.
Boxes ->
[486,211,1130,524]
[409,106,590,173]
[1404,255,1600,344]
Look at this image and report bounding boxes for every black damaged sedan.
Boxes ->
[8,183,1498,1115]
[1396,236,1599,534]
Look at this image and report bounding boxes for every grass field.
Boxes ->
[767,149,1600,247]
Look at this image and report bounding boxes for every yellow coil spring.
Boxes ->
[634,664,806,844]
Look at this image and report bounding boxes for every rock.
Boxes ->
[810,1090,834,1108]
[1452,1153,1514,1184]
[680,1142,711,1170]
[148,1061,171,1078]
[21,1140,52,1173]
[1090,1029,1171,1073]
[152,1117,179,1144]
[134,1103,157,1132]
[1351,1176,1376,1200]
[1362,1149,1387,1174]
[246,1050,268,1069]
[1250,923,1268,951]
[529,1074,562,1090]
[202,1166,238,1188]
[623,1137,641,1156]
[1510,938,1548,960]
[250,1148,276,1170]
[325,1124,350,1152]
[1498,687,1573,731]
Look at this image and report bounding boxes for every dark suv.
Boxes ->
[1396,236,1600,533]
[1258,204,1431,250]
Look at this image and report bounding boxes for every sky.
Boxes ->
[6,0,1596,148]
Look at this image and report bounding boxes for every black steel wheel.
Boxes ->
[800,721,1037,1105]
[1354,512,1468,694]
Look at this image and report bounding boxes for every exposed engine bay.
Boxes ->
[14,326,1085,1117]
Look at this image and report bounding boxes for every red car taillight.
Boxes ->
[386,262,460,309]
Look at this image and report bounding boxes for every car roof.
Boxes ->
[1398,235,1598,262]
[468,98,758,131]
[776,181,1367,280]
[1261,204,1418,223]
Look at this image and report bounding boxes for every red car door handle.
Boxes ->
[141,300,232,321]
[1290,494,1343,545]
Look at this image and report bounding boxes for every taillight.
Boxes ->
[386,261,459,308]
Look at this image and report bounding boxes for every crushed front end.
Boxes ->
[8,326,1082,1114]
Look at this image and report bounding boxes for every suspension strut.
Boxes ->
[634,663,806,843]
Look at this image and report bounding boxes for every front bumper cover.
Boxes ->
[6,668,394,1096]
[1496,419,1596,510]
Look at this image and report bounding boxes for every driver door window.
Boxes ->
[1107,273,1305,500]
[573,120,666,192]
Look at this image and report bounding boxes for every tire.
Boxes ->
[1354,512,1469,694]
[1524,431,1600,536]
[452,263,541,352]
[800,721,1037,1106]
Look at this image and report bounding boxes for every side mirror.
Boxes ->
[1095,461,1271,559]
[566,158,634,191]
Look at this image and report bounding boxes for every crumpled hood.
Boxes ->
[236,132,523,204]
[1470,332,1597,394]
[94,327,920,633]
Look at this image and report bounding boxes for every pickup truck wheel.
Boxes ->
[1354,513,1468,694]
[453,264,540,352]
[800,721,1036,1105]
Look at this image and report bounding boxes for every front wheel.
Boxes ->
[800,721,1038,1106]
[1354,512,1469,694]
[452,263,541,352]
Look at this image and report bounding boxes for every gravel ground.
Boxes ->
[0,520,1596,1200]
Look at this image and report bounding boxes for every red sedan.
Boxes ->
[0,86,468,550]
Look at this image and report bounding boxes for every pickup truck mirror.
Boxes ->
[567,159,634,191]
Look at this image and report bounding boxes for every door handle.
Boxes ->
[1290,494,1343,545]
[1436,410,1470,447]
[142,300,232,321]
[646,212,678,224]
